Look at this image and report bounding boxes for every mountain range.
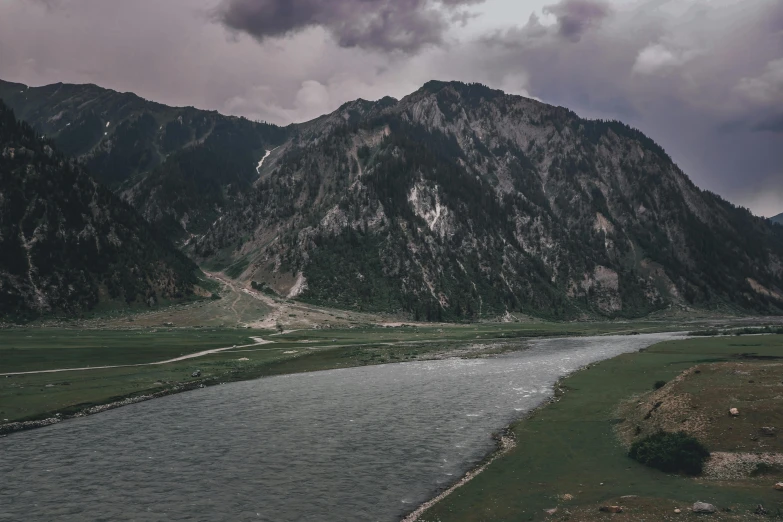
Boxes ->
[772,213,783,225]
[2,79,782,321]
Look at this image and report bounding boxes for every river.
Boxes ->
[0,333,676,521]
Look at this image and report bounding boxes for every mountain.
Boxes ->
[4,79,783,321]
[0,99,200,321]
[772,213,783,225]
[192,81,783,320]
[0,80,289,240]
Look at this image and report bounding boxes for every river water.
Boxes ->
[0,333,676,521]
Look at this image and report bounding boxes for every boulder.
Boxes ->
[544,507,558,515]
[760,426,776,437]
[560,494,574,501]
[599,505,623,513]
[729,408,740,417]
[674,508,682,514]
[774,483,783,491]
[693,502,717,513]
[191,370,201,378]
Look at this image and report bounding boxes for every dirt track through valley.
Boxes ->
[0,337,274,377]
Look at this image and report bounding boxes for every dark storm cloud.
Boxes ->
[754,116,783,134]
[543,0,611,41]
[216,0,484,53]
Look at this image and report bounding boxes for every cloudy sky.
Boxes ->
[1,0,781,216]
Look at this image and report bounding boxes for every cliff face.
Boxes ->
[193,81,783,319]
[0,100,199,320]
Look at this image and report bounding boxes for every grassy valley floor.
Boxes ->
[417,334,783,521]
[4,315,783,521]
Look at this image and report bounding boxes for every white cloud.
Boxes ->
[497,72,539,100]
[737,58,783,105]
[632,43,691,75]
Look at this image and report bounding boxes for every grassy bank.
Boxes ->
[418,334,783,521]
[0,328,265,373]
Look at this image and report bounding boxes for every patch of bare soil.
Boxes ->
[616,361,783,483]
[616,366,708,446]
[704,452,783,481]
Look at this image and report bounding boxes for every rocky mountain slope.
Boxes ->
[0,80,288,240]
[3,79,782,321]
[193,81,783,320]
[0,100,199,321]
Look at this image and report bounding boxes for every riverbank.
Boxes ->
[1,337,524,436]
[402,428,518,522]
[1,322,697,435]
[401,371,587,522]
[414,334,783,521]
[0,379,208,435]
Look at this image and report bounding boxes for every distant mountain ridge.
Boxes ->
[772,213,783,225]
[0,80,289,240]
[3,79,783,320]
[0,99,199,320]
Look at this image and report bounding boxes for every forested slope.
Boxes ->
[0,80,289,240]
[0,100,199,320]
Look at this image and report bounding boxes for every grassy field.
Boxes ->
[419,334,783,521]
[0,321,692,425]
[0,328,267,373]
[73,286,272,327]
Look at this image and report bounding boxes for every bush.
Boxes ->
[629,431,710,475]
[654,380,667,390]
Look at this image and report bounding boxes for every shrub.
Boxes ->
[629,431,710,475]
[654,380,667,390]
